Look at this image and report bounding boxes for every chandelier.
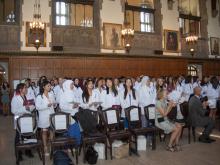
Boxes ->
[30,0,45,31]
[185,34,198,43]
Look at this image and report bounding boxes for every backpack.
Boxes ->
[75,109,97,134]
[53,150,74,165]
[85,146,98,164]
[67,122,81,146]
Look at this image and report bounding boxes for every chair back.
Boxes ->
[144,104,156,125]
[124,106,141,129]
[179,101,189,119]
[50,112,70,134]
[101,107,121,131]
[16,113,37,137]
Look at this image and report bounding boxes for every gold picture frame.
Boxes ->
[164,29,179,52]
[103,23,123,50]
[26,21,46,47]
[210,37,220,55]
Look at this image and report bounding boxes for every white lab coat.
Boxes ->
[119,90,139,117]
[26,86,36,101]
[11,94,35,129]
[182,83,193,101]
[74,86,83,103]
[59,80,79,116]
[138,85,156,115]
[35,93,55,128]
[100,90,120,110]
[53,85,63,104]
[80,89,100,111]
[207,84,220,109]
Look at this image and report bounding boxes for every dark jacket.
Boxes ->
[188,95,209,127]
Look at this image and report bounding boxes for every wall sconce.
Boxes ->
[34,39,41,53]
[190,48,195,57]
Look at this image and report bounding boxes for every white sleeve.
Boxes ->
[11,97,28,116]
[59,99,73,111]
[35,96,48,111]
[119,91,126,109]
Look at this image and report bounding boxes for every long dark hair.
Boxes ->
[2,82,9,90]
[37,76,47,86]
[210,76,219,89]
[82,79,93,103]
[124,78,136,100]
[15,83,26,95]
[106,78,118,97]
[95,77,103,88]
[39,80,50,96]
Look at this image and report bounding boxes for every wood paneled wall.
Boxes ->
[7,54,220,85]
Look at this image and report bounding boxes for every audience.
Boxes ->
[9,74,220,161]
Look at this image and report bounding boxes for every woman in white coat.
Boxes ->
[35,80,56,155]
[80,79,100,111]
[11,83,35,160]
[182,75,193,102]
[93,77,105,102]
[120,78,139,128]
[207,76,220,120]
[101,78,120,110]
[59,80,80,117]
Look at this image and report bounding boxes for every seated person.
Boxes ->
[188,87,215,143]
[155,89,183,152]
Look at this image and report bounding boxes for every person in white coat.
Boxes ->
[138,76,156,127]
[74,78,83,103]
[11,83,35,160]
[182,75,193,102]
[53,77,64,104]
[120,78,139,128]
[35,80,56,155]
[101,78,120,110]
[59,80,80,117]
[80,79,100,111]
[93,77,105,101]
[25,78,36,101]
[207,76,220,120]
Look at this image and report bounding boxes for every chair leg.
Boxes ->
[15,148,19,165]
[105,140,108,160]
[50,145,53,160]
[83,143,86,163]
[152,132,156,150]
[75,148,78,165]
[188,126,191,144]
[109,141,113,160]
[192,127,196,142]
[180,127,184,138]
[134,135,138,155]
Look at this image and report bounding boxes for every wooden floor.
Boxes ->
[0,115,220,165]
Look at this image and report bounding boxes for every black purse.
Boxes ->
[167,106,177,121]
[85,146,98,164]
[157,118,165,123]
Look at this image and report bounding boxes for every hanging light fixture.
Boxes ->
[30,0,45,31]
[185,0,198,44]
[121,1,135,53]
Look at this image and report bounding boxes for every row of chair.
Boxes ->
[14,101,196,165]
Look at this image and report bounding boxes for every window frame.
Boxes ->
[179,13,201,38]
[125,3,155,33]
[53,0,94,27]
[0,0,20,25]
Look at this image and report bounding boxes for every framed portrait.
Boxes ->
[26,21,46,47]
[103,23,123,49]
[210,37,220,55]
[164,29,179,52]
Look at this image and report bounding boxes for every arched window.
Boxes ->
[187,65,197,76]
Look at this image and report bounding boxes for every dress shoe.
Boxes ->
[198,136,211,143]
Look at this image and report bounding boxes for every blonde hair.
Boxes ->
[157,89,166,100]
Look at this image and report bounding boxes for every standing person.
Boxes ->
[182,75,193,101]
[138,76,156,127]
[120,78,138,128]
[94,77,105,101]
[35,80,56,156]
[101,78,120,109]
[11,83,35,161]
[155,89,183,152]
[1,82,10,116]
[207,76,220,120]
[59,80,79,117]
[74,78,83,103]
[81,79,100,111]
[53,77,64,104]
[25,78,36,101]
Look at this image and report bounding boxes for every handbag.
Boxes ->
[85,146,98,164]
